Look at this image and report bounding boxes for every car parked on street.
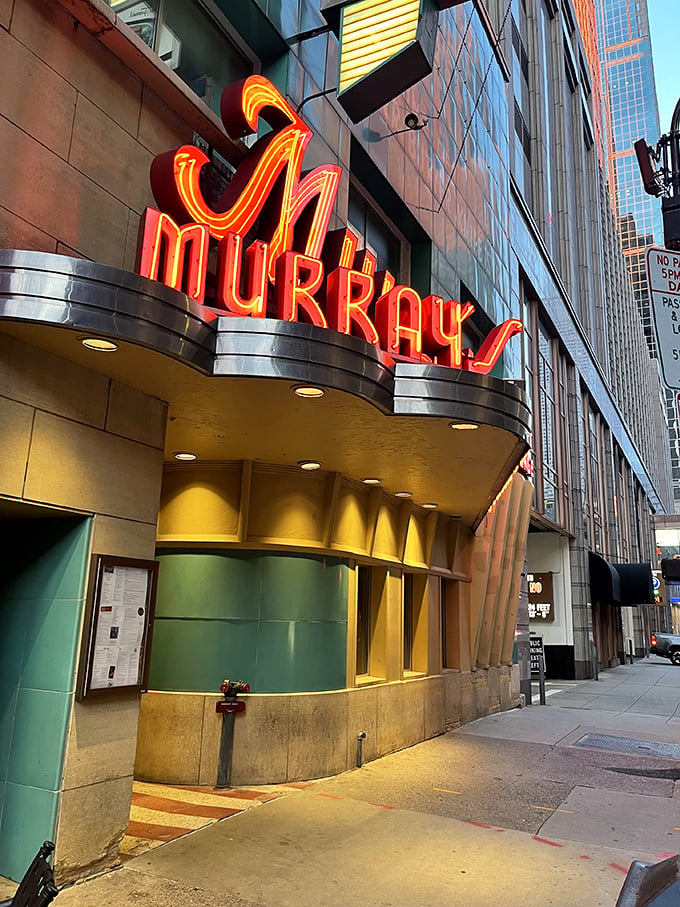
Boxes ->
[649,632,680,665]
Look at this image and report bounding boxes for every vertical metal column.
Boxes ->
[216,711,236,789]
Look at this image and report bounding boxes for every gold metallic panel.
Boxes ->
[332,485,373,556]
[158,463,475,573]
[403,511,428,567]
[158,464,242,542]
[500,478,533,665]
[462,473,532,671]
[247,467,327,545]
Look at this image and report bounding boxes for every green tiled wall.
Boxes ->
[0,517,91,881]
[149,550,349,693]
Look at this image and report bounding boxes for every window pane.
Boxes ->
[538,320,558,523]
[440,579,448,669]
[161,0,251,112]
[356,566,370,675]
[348,187,401,276]
[109,0,159,48]
[403,573,414,671]
[107,0,253,113]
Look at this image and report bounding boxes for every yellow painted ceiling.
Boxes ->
[2,323,525,526]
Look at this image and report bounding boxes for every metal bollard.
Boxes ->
[215,679,249,789]
[356,731,366,768]
[537,655,546,705]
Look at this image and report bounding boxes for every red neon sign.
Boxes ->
[138,75,522,374]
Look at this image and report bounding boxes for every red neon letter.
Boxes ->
[464,320,523,374]
[374,286,424,360]
[423,296,475,368]
[326,267,379,345]
[136,207,209,304]
[216,233,269,317]
[356,249,377,278]
[322,227,359,273]
[275,252,327,327]
[150,76,341,279]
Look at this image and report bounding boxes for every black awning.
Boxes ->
[615,562,654,605]
[588,552,653,605]
[589,552,621,603]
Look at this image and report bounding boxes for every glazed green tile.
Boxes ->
[155,551,262,620]
[148,619,258,692]
[256,621,347,692]
[0,782,58,882]
[20,599,83,693]
[260,554,348,621]
[0,601,27,685]
[0,684,18,783]
[5,519,91,601]
[7,689,71,790]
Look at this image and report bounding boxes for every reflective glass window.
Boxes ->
[106,0,252,114]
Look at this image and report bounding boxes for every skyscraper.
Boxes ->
[594,0,679,506]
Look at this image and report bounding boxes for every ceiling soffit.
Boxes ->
[0,250,530,528]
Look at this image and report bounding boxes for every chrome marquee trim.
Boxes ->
[0,249,530,449]
[0,249,215,372]
[214,315,396,413]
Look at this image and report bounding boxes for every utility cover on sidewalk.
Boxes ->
[574,733,680,759]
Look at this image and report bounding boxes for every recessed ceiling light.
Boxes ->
[395,491,412,498]
[81,337,118,352]
[421,502,438,509]
[450,421,479,430]
[293,385,325,398]
[362,477,381,485]
[298,460,321,470]
[173,452,197,461]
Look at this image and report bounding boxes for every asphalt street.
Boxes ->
[53,656,680,906]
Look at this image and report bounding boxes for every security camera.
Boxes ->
[404,113,420,130]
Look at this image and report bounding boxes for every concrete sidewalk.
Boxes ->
[50,658,680,906]
[532,654,680,717]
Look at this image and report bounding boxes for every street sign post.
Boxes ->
[646,246,680,388]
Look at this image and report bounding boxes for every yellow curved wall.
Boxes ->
[136,462,533,783]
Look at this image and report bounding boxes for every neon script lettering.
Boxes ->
[138,75,521,373]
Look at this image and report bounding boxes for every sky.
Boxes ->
[647,0,680,132]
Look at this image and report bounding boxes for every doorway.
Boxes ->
[0,506,91,881]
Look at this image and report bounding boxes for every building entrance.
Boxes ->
[0,506,91,882]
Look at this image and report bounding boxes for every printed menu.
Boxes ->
[89,564,150,689]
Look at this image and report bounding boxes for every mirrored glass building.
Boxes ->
[593,0,679,511]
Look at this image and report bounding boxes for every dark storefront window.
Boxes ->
[557,352,573,534]
[523,292,572,530]
[586,403,604,553]
[521,289,538,511]
[538,0,558,257]
[440,578,460,670]
[510,0,532,206]
[348,186,402,279]
[614,446,632,562]
[356,565,371,676]
[561,48,580,306]
[440,578,448,669]
[107,0,253,113]
[403,573,414,671]
[538,320,558,523]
